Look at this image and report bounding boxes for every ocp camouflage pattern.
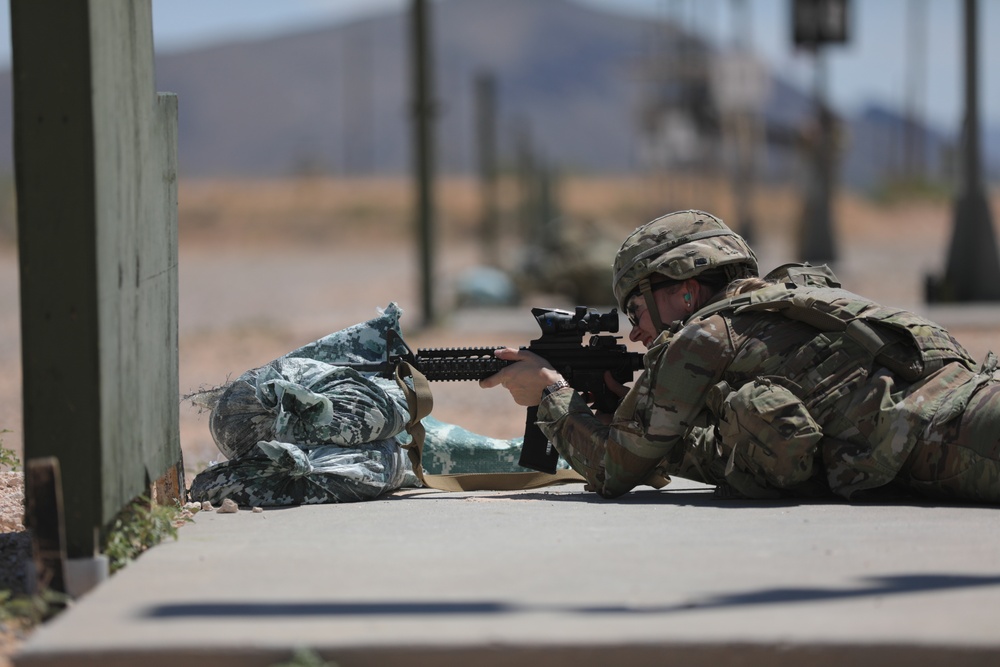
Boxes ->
[538,281,1000,503]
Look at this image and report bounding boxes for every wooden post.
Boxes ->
[13,0,181,559]
[25,458,67,593]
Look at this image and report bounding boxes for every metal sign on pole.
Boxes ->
[793,0,849,47]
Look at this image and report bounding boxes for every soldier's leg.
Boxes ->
[902,383,1000,503]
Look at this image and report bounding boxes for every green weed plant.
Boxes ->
[103,496,191,573]
[0,429,18,472]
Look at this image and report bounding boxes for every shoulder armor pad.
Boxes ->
[764,263,841,288]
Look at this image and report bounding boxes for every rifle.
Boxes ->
[347,306,644,474]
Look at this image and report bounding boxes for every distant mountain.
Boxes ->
[841,105,956,191]
[0,0,992,190]
[152,0,657,177]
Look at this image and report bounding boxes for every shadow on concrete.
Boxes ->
[385,487,985,509]
[143,573,1000,619]
[577,574,1000,612]
[387,487,837,508]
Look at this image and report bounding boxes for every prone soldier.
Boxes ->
[481,209,1000,503]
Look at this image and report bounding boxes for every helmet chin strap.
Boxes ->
[638,278,666,333]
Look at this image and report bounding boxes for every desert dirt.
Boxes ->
[1,175,1000,664]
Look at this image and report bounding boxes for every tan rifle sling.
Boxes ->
[392,360,585,492]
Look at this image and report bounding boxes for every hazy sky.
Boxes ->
[1,0,997,133]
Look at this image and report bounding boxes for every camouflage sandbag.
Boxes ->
[200,303,411,459]
[188,439,416,506]
[188,418,534,507]
[207,360,409,459]
[188,303,415,505]
[415,416,529,474]
[188,303,541,507]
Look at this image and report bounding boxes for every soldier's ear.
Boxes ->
[682,278,699,301]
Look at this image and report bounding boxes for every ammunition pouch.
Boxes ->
[708,377,823,499]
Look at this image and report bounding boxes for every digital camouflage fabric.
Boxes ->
[538,277,1000,504]
[189,303,539,506]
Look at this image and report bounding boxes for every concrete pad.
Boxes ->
[13,479,1000,667]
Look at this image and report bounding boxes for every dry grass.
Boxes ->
[175,173,966,252]
[175,173,812,260]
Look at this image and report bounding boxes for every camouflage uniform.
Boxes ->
[536,211,1000,503]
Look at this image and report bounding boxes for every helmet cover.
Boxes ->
[612,210,758,311]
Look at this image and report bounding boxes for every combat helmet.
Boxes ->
[612,210,758,329]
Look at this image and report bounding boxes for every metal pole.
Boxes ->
[904,0,926,179]
[410,0,436,325]
[515,118,536,244]
[728,0,758,244]
[929,0,1000,302]
[962,0,981,190]
[475,71,499,266]
[342,23,373,174]
[798,48,837,263]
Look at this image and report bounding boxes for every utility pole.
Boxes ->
[904,0,927,179]
[410,0,437,325]
[927,0,1000,302]
[342,22,373,175]
[475,71,499,267]
[791,0,849,264]
[715,0,768,245]
[515,117,537,245]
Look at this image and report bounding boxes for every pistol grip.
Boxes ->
[517,405,560,474]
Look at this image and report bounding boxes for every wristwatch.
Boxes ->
[542,379,571,399]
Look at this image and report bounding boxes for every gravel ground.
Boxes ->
[0,472,29,595]
[0,471,30,667]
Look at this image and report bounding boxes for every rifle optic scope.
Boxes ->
[531,306,621,336]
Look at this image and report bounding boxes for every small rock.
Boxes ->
[183,501,202,512]
[201,501,214,511]
[217,498,239,514]
[252,507,263,513]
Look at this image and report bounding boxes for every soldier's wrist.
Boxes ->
[543,378,571,399]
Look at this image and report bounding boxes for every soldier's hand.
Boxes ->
[479,347,563,407]
[603,370,629,399]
